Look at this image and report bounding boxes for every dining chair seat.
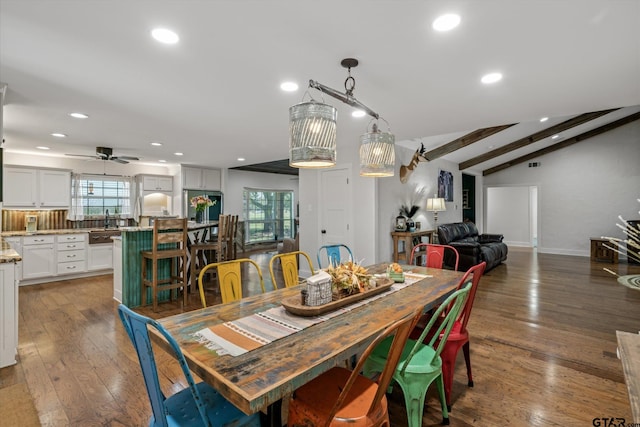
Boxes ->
[118,304,260,427]
[288,309,422,427]
[363,283,471,427]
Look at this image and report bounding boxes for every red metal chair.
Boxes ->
[410,261,486,409]
[410,243,459,271]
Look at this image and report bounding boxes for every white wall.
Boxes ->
[483,120,640,257]
[377,146,467,263]
[486,186,532,246]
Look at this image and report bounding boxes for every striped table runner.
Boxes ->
[194,272,430,356]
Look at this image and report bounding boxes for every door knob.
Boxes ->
[321,229,326,234]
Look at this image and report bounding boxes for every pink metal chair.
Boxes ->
[410,243,459,271]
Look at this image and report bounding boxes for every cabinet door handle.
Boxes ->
[67,254,76,258]
[67,244,76,248]
[66,265,77,270]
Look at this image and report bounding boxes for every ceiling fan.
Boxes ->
[66,146,139,164]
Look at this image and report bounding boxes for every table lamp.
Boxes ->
[426,196,446,242]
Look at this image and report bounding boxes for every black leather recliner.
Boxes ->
[437,222,508,271]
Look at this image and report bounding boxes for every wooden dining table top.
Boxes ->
[152,263,464,415]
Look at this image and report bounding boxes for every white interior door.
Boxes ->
[320,167,352,248]
[485,185,537,247]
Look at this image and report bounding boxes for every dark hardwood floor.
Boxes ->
[1,247,639,426]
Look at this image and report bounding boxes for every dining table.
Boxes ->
[150,262,464,425]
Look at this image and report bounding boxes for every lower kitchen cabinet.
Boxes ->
[22,235,55,280]
[0,260,19,368]
[57,234,87,274]
[88,243,113,270]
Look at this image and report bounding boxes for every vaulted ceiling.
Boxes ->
[1,1,639,176]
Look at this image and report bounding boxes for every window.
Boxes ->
[69,174,134,219]
[243,189,295,244]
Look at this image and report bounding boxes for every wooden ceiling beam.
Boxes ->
[482,111,640,176]
[459,108,618,170]
[422,124,516,161]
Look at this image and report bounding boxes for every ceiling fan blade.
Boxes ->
[111,158,129,164]
[115,155,139,161]
[65,153,100,159]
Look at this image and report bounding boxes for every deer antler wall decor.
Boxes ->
[399,143,428,183]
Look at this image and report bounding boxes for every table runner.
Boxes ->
[194,272,430,356]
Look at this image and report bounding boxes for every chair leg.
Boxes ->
[182,254,188,307]
[435,374,450,425]
[396,375,430,427]
[152,258,158,312]
[463,341,473,387]
[141,256,147,307]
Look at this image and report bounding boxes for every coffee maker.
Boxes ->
[25,214,37,232]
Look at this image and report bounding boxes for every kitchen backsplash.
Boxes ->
[1,209,134,232]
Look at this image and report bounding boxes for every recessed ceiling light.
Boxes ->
[51,133,67,138]
[151,28,179,44]
[69,112,89,119]
[174,152,183,156]
[237,157,246,162]
[540,117,549,122]
[551,134,560,139]
[150,142,163,146]
[432,14,461,31]
[481,72,503,84]
[280,82,298,92]
[352,110,366,118]
[36,146,50,150]
[158,159,167,163]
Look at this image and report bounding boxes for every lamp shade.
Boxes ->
[359,124,395,177]
[426,197,446,212]
[289,100,337,168]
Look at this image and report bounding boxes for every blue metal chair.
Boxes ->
[316,244,354,268]
[118,304,260,427]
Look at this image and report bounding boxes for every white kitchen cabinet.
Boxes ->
[88,244,113,271]
[182,166,221,190]
[21,235,55,280]
[141,175,173,193]
[56,234,87,275]
[0,260,19,368]
[3,166,71,208]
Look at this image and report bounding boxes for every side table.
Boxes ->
[391,229,436,264]
[590,237,618,263]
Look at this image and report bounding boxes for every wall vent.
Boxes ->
[528,162,541,168]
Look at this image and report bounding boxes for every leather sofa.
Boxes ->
[437,222,507,272]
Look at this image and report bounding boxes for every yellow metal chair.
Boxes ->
[198,258,266,307]
[268,251,315,289]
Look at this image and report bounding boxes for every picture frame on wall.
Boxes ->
[438,169,454,202]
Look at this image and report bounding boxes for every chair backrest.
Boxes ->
[269,251,315,289]
[316,244,354,268]
[151,218,188,254]
[400,282,471,374]
[453,261,486,333]
[410,243,459,271]
[198,258,266,307]
[325,309,422,425]
[118,304,208,427]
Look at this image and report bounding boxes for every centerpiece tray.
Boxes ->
[282,277,394,317]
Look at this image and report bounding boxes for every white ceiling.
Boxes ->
[1,0,639,175]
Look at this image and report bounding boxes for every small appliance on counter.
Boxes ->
[25,214,37,232]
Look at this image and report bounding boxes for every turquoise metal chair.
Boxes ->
[316,244,354,268]
[118,304,260,427]
[363,283,471,426]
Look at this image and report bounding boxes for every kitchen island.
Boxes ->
[117,221,218,307]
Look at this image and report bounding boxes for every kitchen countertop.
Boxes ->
[0,221,218,237]
[0,239,22,263]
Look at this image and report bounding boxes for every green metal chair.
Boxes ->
[363,282,471,426]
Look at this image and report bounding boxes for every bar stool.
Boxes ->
[141,218,188,312]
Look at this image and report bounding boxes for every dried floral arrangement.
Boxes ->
[326,261,372,296]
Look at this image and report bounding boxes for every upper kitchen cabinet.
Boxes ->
[3,166,71,208]
[182,166,221,190]
[140,174,173,194]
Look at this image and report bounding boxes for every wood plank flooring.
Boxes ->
[1,247,639,426]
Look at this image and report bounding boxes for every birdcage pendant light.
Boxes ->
[360,119,395,177]
[289,58,395,175]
